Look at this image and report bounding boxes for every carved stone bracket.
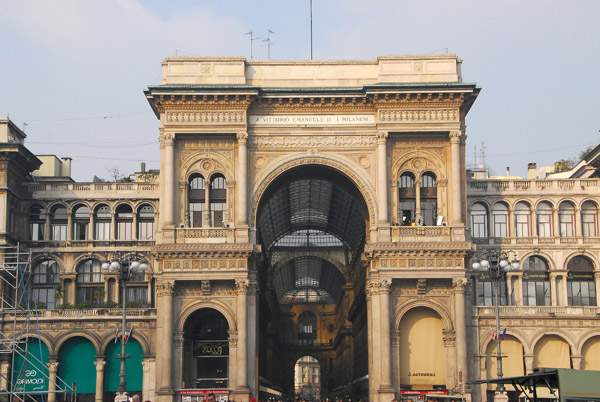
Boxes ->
[157,280,175,297]
[452,279,466,294]
[235,279,250,294]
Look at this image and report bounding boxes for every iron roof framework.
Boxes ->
[258,169,367,305]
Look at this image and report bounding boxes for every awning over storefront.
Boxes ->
[469,369,600,402]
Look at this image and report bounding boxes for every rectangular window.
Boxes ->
[477,280,508,306]
[189,203,204,227]
[117,221,133,240]
[211,202,227,227]
[523,281,550,306]
[51,224,67,240]
[95,222,111,240]
[537,216,552,237]
[582,213,597,237]
[73,222,88,240]
[568,281,597,306]
[30,223,45,241]
[138,221,154,240]
[472,214,488,238]
[126,285,148,306]
[560,218,574,237]
[516,214,530,237]
[493,214,508,237]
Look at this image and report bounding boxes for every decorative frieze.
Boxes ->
[248,135,377,148]
[156,280,175,296]
[377,256,465,269]
[379,109,458,122]
[166,111,246,125]
[161,258,247,271]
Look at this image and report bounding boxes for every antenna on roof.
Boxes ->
[263,29,275,60]
[244,31,261,60]
[309,0,313,60]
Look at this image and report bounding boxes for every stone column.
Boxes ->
[173,332,184,391]
[524,355,535,374]
[552,207,560,238]
[204,176,211,227]
[377,132,389,224]
[90,213,95,240]
[449,131,462,224]
[595,272,600,306]
[67,212,72,241]
[0,360,9,392]
[443,332,457,389]
[365,281,375,402]
[415,180,421,222]
[48,361,59,402]
[237,133,248,225]
[132,212,138,240]
[574,206,582,236]
[508,207,516,239]
[247,279,259,398]
[453,279,468,387]
[378,280,394,394]
[571,355,582,370]
[549,273,558,306]
[111,212,116,241]
[367,279,380,402]
[94,359,105,402]
[235,280,250,393]
[163,134,175,227]
[158,280,175,394]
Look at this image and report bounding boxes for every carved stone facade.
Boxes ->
[3,55,597,402]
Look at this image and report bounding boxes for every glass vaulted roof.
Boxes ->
[258,173,367,305]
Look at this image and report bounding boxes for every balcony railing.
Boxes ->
[474,305,600,318]
[27,239,155,249]
[27,182,159,195]
[467,178,600,193]
[471,236,600,246]
[10,308,156,319]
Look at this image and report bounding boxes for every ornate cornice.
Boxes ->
[153,94,255,114]
[155,243,256,258]
[248,135,377,148]
[166,110,246,125]
[364,241,472,256]
[379,109,459,123]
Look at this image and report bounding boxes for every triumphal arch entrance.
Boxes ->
[145,55,479,402]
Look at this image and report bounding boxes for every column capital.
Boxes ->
[235,279,250,294]
[453,278,467,294]
[236,132,249,144]
[449,130,462,143]
[229,336,238,347]
[157,280,175,296]
[48,362,60,373]
[162,133,176,146]
[93,360,106,371]
[376,131,388,143]
[379,279,392,293]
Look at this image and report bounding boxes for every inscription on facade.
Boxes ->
[249,114,374,125]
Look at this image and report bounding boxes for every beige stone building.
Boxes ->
[0,55,598,402]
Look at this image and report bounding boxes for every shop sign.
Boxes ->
[522,272,550,280]
[13,368,45,392]
[567,272,594,280]
[400,390,448,395]
[193,341,229,357]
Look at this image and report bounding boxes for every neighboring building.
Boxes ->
[0,55,597,402]
[467,153,600,401]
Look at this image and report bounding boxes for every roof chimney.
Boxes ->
[528,163,537,179]
[141,162,146,173]
[506,167,510,177]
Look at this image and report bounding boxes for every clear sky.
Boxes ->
[1,0,599,181]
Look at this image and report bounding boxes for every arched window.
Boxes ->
[32,260,59,309]
[116,204,133,240]
[515,202,531,237]
[137,204,155,240]
[50,205,68,240]
[582,201,598,237]
[536,201,553,237]
[210,174,227,227]
[559,201,576,237]
[298,311,317,345]
[94,205,111,240]
[398,172,416,225]
[471,202,488,238]
[72,205,90,241]
[567,256,596,306]
[420,172,437,226]
[29,204,47,241]
[76,259,103,306]
[188,174,205,227]
[522,256,550,306]
[492,203,509,238]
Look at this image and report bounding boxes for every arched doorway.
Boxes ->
[182,308,230,390]
[255,164,369,398]
[399,307,447,390]
[58,336,97,402]
[294,356,321,400]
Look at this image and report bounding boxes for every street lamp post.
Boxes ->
[102,255,148,402]
[472,250,519,400]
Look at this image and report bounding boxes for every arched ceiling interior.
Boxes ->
[257,166,368,305]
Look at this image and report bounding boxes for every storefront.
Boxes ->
[179,389,230,402]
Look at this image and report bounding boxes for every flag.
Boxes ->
[501,328,507,340]
[491,332,496,340]
[114,328,120,343]
[123,327,133,343]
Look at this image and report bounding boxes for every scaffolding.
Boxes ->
[0,244,76,402]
